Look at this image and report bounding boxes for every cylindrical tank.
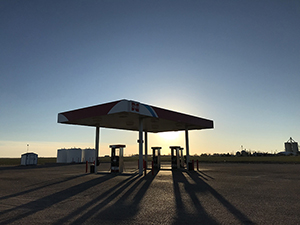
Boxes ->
[82,148,95,162]
[67,148,82,163]
[292,142,299,154]
[57,149,67,163]
[285,143,292,153]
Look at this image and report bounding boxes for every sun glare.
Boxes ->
[158,131,180,141]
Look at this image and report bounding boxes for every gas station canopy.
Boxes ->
[57,99,213,175]
[57,99,213,132]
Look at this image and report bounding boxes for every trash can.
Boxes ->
[188,162,193,171]
[90,165,95,173]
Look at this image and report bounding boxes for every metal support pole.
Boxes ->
[95,126,100,174]
[176,148,180,169]
[138,118,144,176]
[145,131,148,169]
[185,128,190,165]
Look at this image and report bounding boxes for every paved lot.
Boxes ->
[0,162,299,224]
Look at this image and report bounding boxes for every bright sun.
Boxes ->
[158,131,180,141]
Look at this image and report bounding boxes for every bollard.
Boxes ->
[138,159,139,169]
[86,161,88,173]
[192,160,194,170]
[152,160,154,175]
[143,160,146,176]
[197,159,199,171]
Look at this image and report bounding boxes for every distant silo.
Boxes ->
[284,137,299,155]
[292,143,299,154]
[285,143,292,153]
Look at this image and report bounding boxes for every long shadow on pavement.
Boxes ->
[172,169,218,224]
[53,172,140,224]
[0,174,113,225]
[0,173,88,201]
[197,170,215,180]
[71,171,158,224]
[0,163,80,171]
[187,170,254,224]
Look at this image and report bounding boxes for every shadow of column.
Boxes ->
[0,173,88,201]
[0,174,113,225]
[53,173,140,224]
[187,170,254,224]
[72,171,158,224]
[172,169,218,224]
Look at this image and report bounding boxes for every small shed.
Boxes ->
[21,153,38,165]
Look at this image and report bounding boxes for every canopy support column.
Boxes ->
[138,118,144,175]
[144,131,148,169]
[185,128,190,165]
[95,126,100,174]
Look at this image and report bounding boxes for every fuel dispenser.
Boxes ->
[151,147,161,169]
[170,146,184,169]
[110,145,126,173]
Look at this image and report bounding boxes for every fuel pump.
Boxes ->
[110,145,126,173]
[151,147,161,169]
[170,146,180,169]
[170,146,184,169]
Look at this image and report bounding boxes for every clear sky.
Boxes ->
[1,0,299,157]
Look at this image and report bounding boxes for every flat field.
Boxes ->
[0,162,299,224]
[0,157,57,166]
[1,155,300,166]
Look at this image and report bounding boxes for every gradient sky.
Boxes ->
[1,0,299,157]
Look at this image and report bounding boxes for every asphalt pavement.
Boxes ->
[0,162,299,224]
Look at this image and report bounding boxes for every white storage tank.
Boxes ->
[57,149,67,163]
[82,148,95,163]
[21,153,38,165]
[67,148,82,163]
